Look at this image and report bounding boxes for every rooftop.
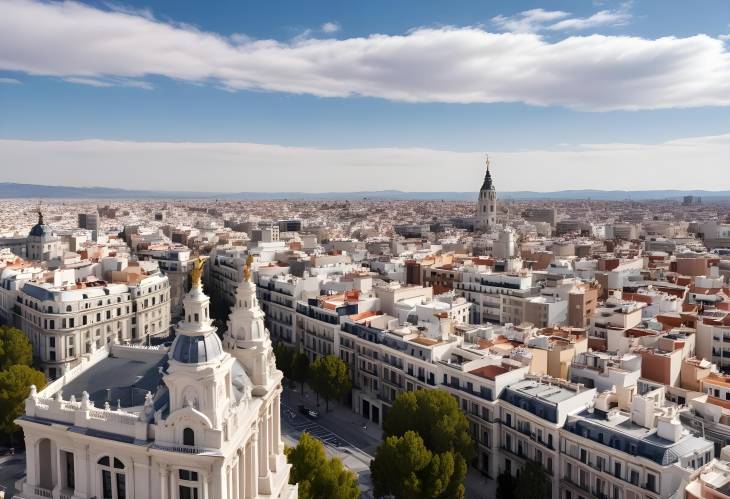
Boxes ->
[58,349,168,408]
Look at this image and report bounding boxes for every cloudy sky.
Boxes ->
[1,0,729,192]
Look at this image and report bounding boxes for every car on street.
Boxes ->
[298,404,319,419]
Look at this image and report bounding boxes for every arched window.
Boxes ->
[66,305,72,312]
[98,456,126,499]
[183,427,195,446]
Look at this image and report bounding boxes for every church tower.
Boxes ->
[165,257,234,429]
[475,156,497,232]
[223,255,277,396]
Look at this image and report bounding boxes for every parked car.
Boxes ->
[298,404,319,419]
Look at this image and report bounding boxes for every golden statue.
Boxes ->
[243,254,254,282]
[191,256,208,288]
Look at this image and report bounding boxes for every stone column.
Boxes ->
[238,449,246,499]
[247,437,258,498]
[159,465,168,499]
[201,470,209,499]
[24,437,37,488]
[274,394,283,453]
[268,407,276,472]
[233,460,240,499]
[258,419,269,477]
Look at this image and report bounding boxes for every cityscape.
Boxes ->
[2,1,730,499]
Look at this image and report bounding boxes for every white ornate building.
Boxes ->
[14,266,297,499]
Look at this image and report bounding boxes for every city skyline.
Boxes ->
[1,0,730,191]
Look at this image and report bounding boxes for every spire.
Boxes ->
[224,257,277,392]
[36,203,44,225]
[480,155,494,191]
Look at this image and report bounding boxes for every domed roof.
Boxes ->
[171,333,223,364]
[28,210,53,238]
[29,223,52,237]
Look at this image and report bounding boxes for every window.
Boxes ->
[63,451,75,490]
[646,473,656,492]
[629,469,639,486]
[98,456,126,499]
[179,469,200,499]
[183,427,195,446]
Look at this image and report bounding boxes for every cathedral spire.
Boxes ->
[480,155,494,191]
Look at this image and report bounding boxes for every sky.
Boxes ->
[1,0,729,192]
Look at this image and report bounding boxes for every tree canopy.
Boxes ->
[290,352,310,395]
[309,355,351,412]
[273,343,294,380]
[0,326,33,370]
[496,461,551,499]
[0,364,46,440]
[373,389,473,499]
[286,432,359,499]
[514,461,551,499]
[371,430,458,499]
[383,389,473,460]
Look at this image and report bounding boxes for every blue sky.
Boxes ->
[1,0,729,191]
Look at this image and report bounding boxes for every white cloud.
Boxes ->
[62,76,152,89]
[1,0,729,111]
[321,21,340,34]
[0,77,21,84]
[62,76,114,87]
[492,3,631,33]
[492,9,569,33]
[1,134,729,192]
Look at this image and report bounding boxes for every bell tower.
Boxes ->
[223,256,277,395]
[476,155,497,232]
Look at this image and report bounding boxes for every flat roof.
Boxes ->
[508,378,581,404]
[59,351,168,408]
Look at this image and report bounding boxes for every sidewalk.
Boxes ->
[281,383,383,455]
[280,383,381,498]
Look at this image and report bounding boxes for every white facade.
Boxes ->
[15,269,296,499]
[11,272,171,379]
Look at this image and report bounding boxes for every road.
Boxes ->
[0,453,25,498]
[279,385,496,499]
[280,386,378,498]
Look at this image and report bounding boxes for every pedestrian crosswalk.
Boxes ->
[281,403,346,448]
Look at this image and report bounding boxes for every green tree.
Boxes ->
[0,326,33,370]
[514,461,551,499]
[273,343,294,380]
[291,352,310,395]
[496,470,517,499]
[309,355,351,412]
[384,389,473,459]
[301,456,359,499]
[0,364,46,446]
[379,390,473,499]
[286,432,327,483]
[371,430,458,499]
[286,432,359,499]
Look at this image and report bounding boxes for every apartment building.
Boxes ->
[499,377,596,498]
[256,272,319,349]
[137,243,194,318]
[562,387,713,499]
[5,261,170,378]
[456,268,535,324]
[589,295,645,352]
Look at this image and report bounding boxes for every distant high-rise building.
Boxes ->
[475,156,497,232]
[78,212,99,231]
[278,219,302,232]
[683,195,702,206]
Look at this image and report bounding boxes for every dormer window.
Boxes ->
[183,427,195,446]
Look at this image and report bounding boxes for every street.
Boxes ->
[279,384,496,499]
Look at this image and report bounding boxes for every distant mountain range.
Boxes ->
[1,182,729,201]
